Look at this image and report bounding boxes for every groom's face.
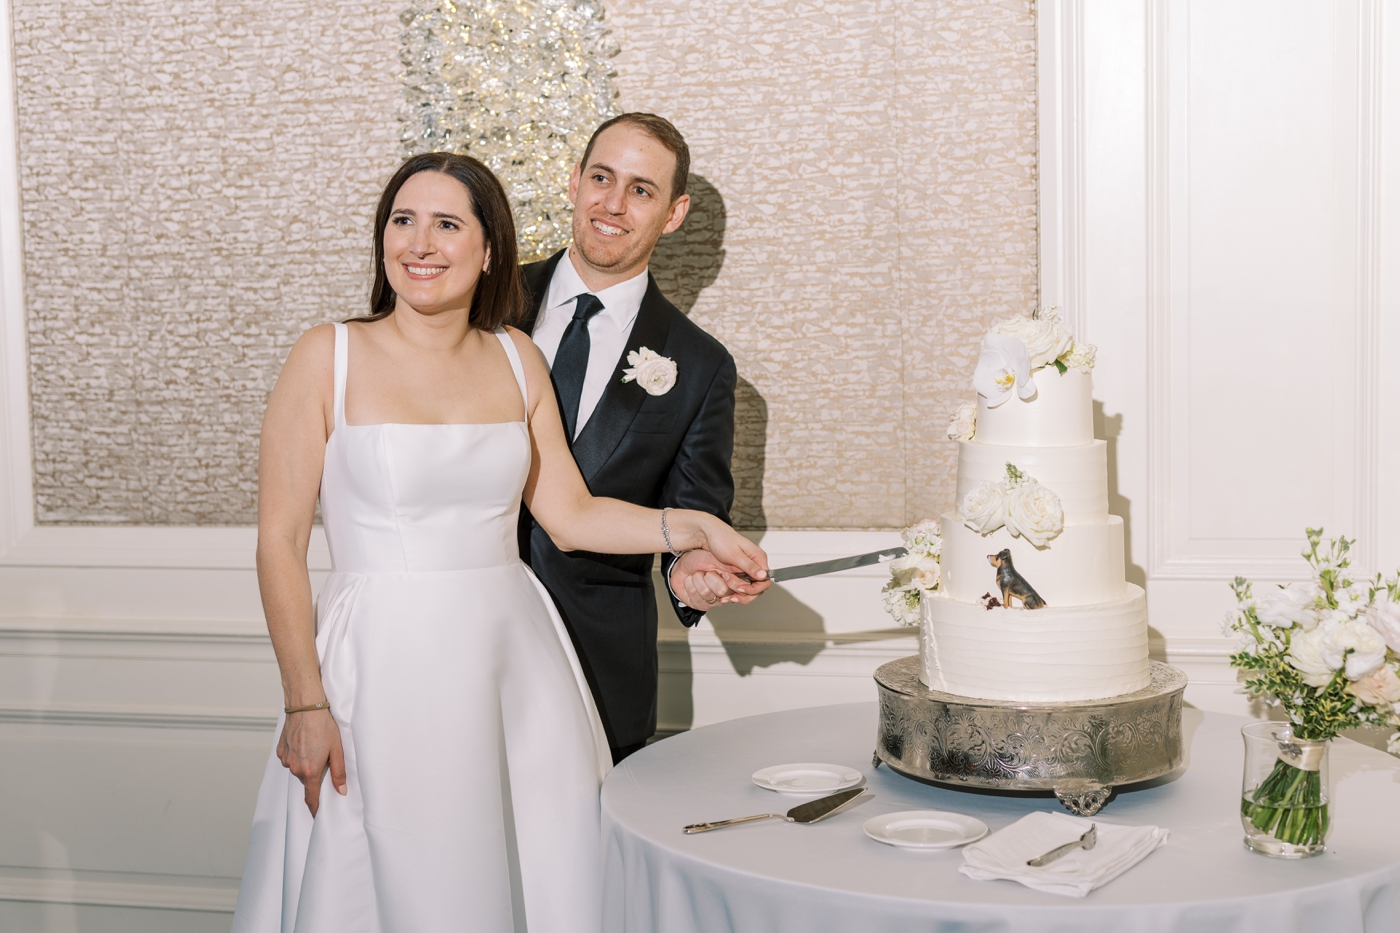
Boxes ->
[569,124,689,280]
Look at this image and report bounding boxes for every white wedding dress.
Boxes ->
[232,322,612,933]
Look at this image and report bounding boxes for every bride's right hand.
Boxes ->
[277,709,347,817]
[689,514,769,584]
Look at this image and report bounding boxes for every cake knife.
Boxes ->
[738,547,908,584]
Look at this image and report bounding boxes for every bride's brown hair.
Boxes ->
[353,153,524,329]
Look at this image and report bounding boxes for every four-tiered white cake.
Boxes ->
[918,312,1150,703]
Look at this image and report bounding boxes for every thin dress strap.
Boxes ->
[494,327,529,422]
[332,322,348,429]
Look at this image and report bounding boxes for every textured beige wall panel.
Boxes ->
[16,0,1036,528]
[16,0,402,522]
[610,0,1038,528]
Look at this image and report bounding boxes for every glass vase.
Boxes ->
[1240,721,1329,858]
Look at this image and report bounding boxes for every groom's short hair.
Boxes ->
[580,113,690,201]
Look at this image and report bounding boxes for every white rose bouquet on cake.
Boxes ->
[958,462,1064,548]
[986,306,1098,377]
[1226,528,1400,848]
[881,520,942,627]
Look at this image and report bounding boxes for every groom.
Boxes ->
[518,113,766,763]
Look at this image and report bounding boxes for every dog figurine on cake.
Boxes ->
[988,549,1046,609]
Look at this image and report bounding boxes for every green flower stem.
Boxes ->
[1242,758,1327,847]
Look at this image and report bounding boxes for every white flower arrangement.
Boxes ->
[946,401,977,442]
[974,308,1098,408]
[958,462,1064,548]
[621,347,677,396]
[1229,529,1400,847]
[1226,528,1400,747]
[880,520,942,627]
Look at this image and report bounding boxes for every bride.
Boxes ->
[231,152,768,933]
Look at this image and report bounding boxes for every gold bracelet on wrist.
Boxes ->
[284,700,331,714]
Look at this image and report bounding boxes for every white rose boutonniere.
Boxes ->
[1003,482,1065,548]
[947,402,977,442]
[972,333,1034,408]
[621,347,677,396]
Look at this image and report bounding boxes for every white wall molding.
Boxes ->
[1143,0,1385,582]
[1352,0,1382,573]
[0,867,238,913]
[0,705,276,732]
[1036,0,1087,336]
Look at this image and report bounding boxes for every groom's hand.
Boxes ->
[670,547,772,611]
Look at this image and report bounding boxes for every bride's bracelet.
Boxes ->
[660,507,684,557]
[284,700,331,715]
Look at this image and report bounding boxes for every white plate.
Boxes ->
[751,763,865,796]
[863,811,989,850]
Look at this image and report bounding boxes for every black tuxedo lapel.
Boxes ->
[518,249,568,336]
[570,275,673,480]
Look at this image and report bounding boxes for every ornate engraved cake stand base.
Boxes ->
[874,657,1187,816]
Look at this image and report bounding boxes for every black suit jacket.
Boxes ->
[517,249,737,749]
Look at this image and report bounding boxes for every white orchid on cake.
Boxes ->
[971,307,1098,409]
[959,462,1064,548]
[1227,529,1400,849]
[880,520,942,627]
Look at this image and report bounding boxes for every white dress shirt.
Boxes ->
[531,250,650,439]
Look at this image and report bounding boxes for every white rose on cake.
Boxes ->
[1060,341,1097,373]
[1002,482,1065,548]
[890,552,941,591]
[992,312,1073,370]
[947,402,977,442]
[972,333,1034,408]
[621,347,678,396]
[959,481,1007,534]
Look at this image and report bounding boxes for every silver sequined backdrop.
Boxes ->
[14,0,1037,528]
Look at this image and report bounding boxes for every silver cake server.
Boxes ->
[1027,823,1097,866]
[682,786,867,834]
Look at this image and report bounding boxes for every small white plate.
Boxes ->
[863,811,989,850]
[751,763,865,796]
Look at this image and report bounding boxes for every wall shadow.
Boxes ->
[648,175,826,710]
[648,173,726,315]
[1095,401,1146,589]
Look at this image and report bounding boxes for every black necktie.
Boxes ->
[552,293,606,439]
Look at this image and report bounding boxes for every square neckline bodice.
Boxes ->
[318,321,534,574]
[331,321,530,433]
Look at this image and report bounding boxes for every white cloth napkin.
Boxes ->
[959,810,1169,898]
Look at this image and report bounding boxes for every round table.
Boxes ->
[600,703,1400,932]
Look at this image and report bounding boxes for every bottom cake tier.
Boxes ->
[919,584,1149,702]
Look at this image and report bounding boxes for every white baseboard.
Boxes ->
[0,867,238,913]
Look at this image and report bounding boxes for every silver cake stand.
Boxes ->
[873,657,1188,816]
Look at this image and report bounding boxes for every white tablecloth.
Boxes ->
[601,703,1400,932]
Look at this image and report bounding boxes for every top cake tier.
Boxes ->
[974,366,1093,447]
